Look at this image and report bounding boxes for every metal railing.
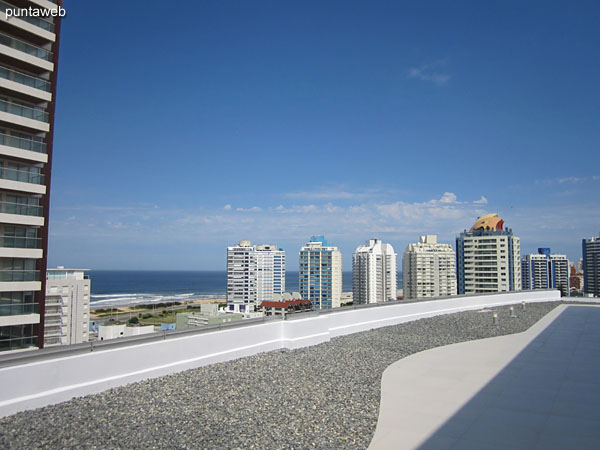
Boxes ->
[0,235,41,248]
[0,65,51,92]
[0,201,42,216]
[0,269,39,281]
[0,301,37,315]
[0,98,48,122]
[0,131,45,153]
[0,1,55,33]
[0,166,43,184]
[0,32,52,61]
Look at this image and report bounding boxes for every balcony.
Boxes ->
[0,201,42,217]
[0,66,51,101]
[0,1,55,33]
[0,301,36,315]
[0,269,39,282]
[0,98,48,122]
[0,131,45,154]
[0,32,52,61]
[0,235,41,249]
[0,334,36,351]
[44,307,62,316]
[44,317,61,326]
[0,165,43,185]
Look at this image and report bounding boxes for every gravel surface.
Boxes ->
[0,301,563,449]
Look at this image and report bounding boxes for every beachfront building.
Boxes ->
[402,235,456,300]
[456,214,521,294]
[352,238,397,304]
[522,249,569,296]
[299,236,342,310]
[44,267,91,346]
[583,235,600,297]
[0,2,63,352]
[226,240,285,313]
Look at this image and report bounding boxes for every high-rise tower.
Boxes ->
[299,236,342,309]
[403,235,456,300]
[226,241,285,313]
[0,1,63,351]
[352,238,397,304]
[582,236,600,297]
[456,214,521,294]
[522,248,569,296]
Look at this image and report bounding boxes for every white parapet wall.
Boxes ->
[0,290,561,417]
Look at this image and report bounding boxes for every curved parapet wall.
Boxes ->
[0,290,561,417]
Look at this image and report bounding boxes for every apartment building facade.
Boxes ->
[352,238,397,304]
[582,236,600,297]
[456,214,521,294]
[45,267,90,346]
[299,236,342,310]
[0,0,62,352]
[226,240,285,312]
[402,235,456,300]
[522,248,569,296]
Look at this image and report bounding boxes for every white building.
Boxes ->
[44,267,91,347]
[522,249,569,296]
[98,324,155,341]
[402,235,456,300]
[456,214,521,294]
[226,240,285,313]
[352,238,397,304]
[299,236,342,309]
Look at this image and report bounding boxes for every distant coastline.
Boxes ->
[89,270,403,308]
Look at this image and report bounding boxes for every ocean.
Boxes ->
[90,270,402,308]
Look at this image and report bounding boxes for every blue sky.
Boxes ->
[48,1,600,270]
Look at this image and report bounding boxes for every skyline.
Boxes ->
[48,1,600,270]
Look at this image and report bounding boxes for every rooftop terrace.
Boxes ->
[1,291,590,449]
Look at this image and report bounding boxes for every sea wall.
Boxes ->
[0,290,561,417]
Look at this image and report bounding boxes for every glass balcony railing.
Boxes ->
[0,98,48,122]
[0,201,43,216]
[0,1,55,33]
[0,131,46,153]
[0,66,51,92]
[0,269,40,281]
[0,166,44,184]
[0,235,41,248]
[0,32,52,62]
[0,334,36,350]
[0,301,37,315]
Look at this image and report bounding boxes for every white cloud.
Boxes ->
[407,60,451,86]
[536,175,599,185]
[235,206,262,212]
[283,187,379,201]
[474,196,488,204]
[223,204,232,211]
[439,192,457,203]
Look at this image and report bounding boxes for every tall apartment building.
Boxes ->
[299,236,342,309]
[226,241,285,313]
[456,214,521,294]
[0,1,62,352]
[402,235,456,300]
[522,248,569,296]
[45,267,90,346]
[352,238,397,304]
[582,236,600,297]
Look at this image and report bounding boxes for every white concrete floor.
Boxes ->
[369,304,600,450]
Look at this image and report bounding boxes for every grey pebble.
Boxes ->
[0,301,564,449]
